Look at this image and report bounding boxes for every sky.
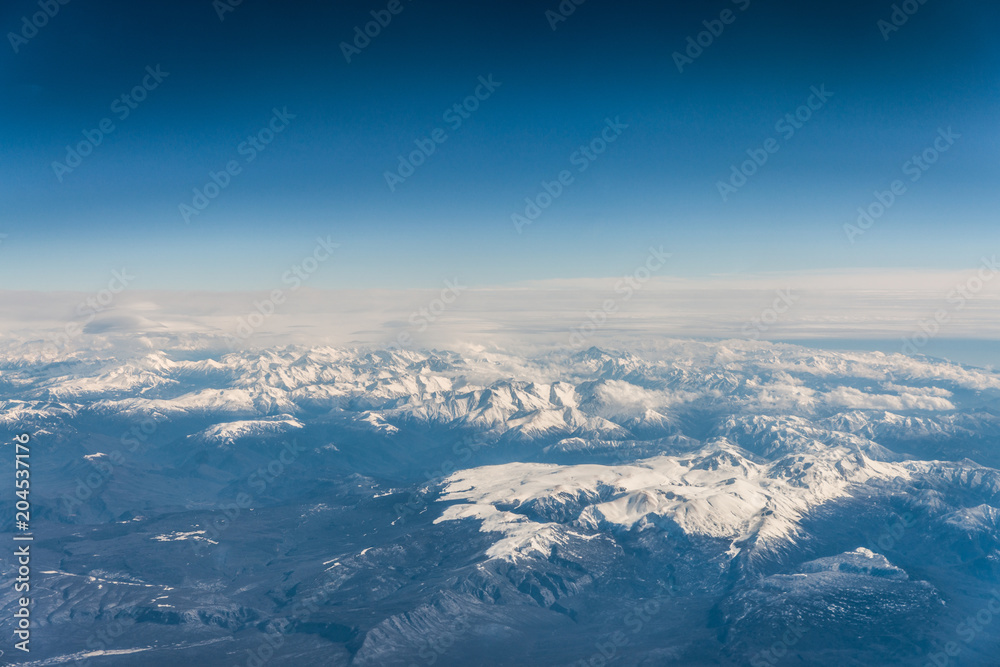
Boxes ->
[0,0,998,293]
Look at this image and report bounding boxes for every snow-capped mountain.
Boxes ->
[1,337,999,665]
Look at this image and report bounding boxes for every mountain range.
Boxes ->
[2,337,999,665]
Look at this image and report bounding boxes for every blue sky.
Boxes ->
[1,0,997,291]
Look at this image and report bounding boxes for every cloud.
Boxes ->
[821,386,955,412]
[0,267,998,360]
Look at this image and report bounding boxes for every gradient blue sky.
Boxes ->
[1,0,997,290]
